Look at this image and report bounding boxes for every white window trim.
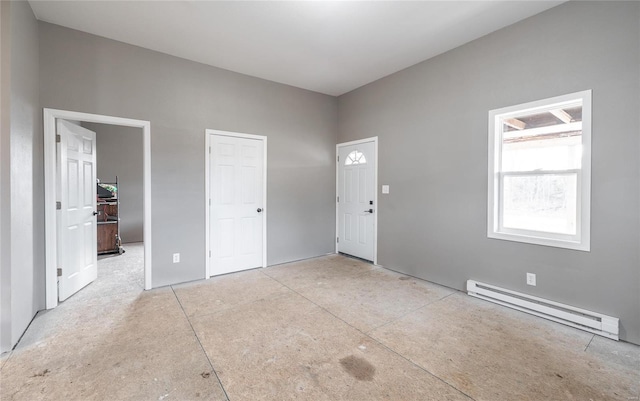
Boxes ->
[487,90,591,251]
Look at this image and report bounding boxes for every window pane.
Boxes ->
[488,90,590,250]
[501,103,583,172]
[502,136,582,172]
[345,150,366,165]
[502,173,577,235]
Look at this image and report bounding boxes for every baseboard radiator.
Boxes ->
[466,280,619,340]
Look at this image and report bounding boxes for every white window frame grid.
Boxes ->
[345,150,366,165]
[487,90,592,251]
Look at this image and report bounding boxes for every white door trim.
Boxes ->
[205,129,267,278]
[336,136,378,265]
[44,108,152,309]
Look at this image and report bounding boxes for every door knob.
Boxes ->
[364,209,374,213]
[257,208,263,213]
[92,211,99,216]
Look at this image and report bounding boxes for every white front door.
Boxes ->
[337,140,376,261]
[57,120,98,301]
[209,134,265,275]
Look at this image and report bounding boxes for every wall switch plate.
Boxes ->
[526,273,536,286]
[173,253,180,263]
[382,185,389,194]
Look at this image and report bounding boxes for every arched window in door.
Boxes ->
[345,150,366,165]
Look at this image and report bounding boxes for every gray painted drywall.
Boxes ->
[0,0,12,353]
[84,122,144,244]
[0,0,43,352]
[338,1,640,344]
[39,22,338,288]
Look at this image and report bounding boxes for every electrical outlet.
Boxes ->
[173,253,180,263]
[526,272,536,286]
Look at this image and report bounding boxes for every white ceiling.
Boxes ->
[29,1,564,96]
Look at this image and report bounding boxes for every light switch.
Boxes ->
[382,185,390,194]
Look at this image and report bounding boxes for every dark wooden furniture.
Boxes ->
[97,178,124,255]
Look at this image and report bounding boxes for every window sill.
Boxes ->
[488,231,590,252]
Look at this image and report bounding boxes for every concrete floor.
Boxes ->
[1,244,638,400]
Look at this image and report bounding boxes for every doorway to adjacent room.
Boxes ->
[43,108,152,309]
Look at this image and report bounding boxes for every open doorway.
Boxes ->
[43,109,152,310]
[86,122,144,249]
[87,122,145,292]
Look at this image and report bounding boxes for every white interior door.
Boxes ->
[57,120,98,301]
[210,134,264,275]
[338,141,376,261]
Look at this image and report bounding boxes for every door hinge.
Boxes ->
[337,196,339,203]
[56,134,61,143]
[209,147,211,154]
[209,199,211,206]
[337,155,339,162]
[337,237,339,243]
[57,268,62,277]
[56,201,61,210]
[209,250,212,257]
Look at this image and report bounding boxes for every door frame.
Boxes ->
[336,137,378,265]
[204,129,267,278]
[44,108,152,309]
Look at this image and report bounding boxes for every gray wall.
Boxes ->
[5,0,636,351]
[39,22,338,288]
[337,1,640,344]
[0,0,12,353]
[0,0,43,353]
[84,122,144,244]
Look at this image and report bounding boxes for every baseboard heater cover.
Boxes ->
[466,280,619,340]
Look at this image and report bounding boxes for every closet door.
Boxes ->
[209,134,264,275]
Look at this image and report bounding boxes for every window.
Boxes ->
[345,150,366,165]
[488,90,591,251]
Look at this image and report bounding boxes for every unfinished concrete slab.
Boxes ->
[288,267,456,333]
[263,254,377,289]
[1,250,638,400]
[586,334,640,372]
[2,289,227,400]
[190,291,471,401]
[173,268,289,318]
[0,244,227,401]
[370,292,639,401]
